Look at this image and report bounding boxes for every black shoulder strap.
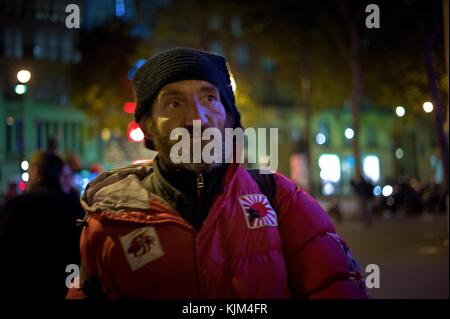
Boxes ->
[79,264,109,299]
[247,169,277,210]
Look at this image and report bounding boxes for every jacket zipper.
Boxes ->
[196,174,204,196]
[195,173,205,297]
[196,174,205,226]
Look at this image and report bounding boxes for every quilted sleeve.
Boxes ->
[274,173,368,299]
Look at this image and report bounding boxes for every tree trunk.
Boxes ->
[350,22,363,178]
[322,0,364,179]
[393,123,402,177]
[302,76,312,192]
[424,2,449,195]
[425,39,449,194]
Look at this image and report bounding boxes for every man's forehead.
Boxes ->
[158,80,219,96]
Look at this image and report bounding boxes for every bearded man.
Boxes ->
[67,48,367,299]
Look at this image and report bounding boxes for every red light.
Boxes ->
[19,181,26,191]
[123,102,136,114]
[127,121,144,142]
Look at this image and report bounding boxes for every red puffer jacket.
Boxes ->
[67,162,367,299]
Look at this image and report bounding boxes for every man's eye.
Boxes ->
[206,95,218,102]
[168,101,180,108]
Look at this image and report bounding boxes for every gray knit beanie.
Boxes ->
[133,47,242,129]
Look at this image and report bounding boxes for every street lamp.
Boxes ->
[344,128,354,139]
[21,172,29,182]
[395,106,406,117]
[315,133,326,145]
[382,185,393,197]
[17,70,31,83]
[101,128,111,142]
[14,84,27,95]
[395,148,404,159]
[21,160,29,170]
[423,101,434,113]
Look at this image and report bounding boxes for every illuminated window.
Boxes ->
[363,155,380,183]
[322,182,335,195]
[318,154,341,183]
[115,0,126,17]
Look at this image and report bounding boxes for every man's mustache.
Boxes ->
[182,125,214,136]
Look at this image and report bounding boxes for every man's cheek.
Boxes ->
[155,116,170,128]
[156,117,178,136]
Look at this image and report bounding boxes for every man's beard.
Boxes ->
[151,122,234,174]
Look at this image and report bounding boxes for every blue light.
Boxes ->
[81,178,90,190]
[74,170,98,193]
[135,59,146,69]
[115,0,126,17]
[127,59,147,80]
[373,185,382,196]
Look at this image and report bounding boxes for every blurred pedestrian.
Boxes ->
[0,150,83,298]
[61,163,84,221]
[351,173,374,226]
[422,182,446,213]
[4,182,18,203]
[66,151,82,174]
[397,178,424,215]
[328,196,343,224]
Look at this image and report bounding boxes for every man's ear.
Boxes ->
[138,117,154,140]
[141,127,154,141]
[138,118,157,150]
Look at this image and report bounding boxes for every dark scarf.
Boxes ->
[143,157,229,230]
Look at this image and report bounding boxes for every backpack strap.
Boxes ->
[247,169,277,210]
[79,264,109,299]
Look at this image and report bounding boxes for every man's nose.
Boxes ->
[185,98,208,125]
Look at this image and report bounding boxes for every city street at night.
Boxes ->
[0,0,448,305]
[336,213,448,299]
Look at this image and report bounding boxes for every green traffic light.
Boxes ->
[14,84,27,95]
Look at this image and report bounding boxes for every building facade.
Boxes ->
[270,107,442,196]
[0,0,101,194]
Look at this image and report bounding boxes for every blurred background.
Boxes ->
[0,0,448,298]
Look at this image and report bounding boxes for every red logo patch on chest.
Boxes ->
[239,194,278,229]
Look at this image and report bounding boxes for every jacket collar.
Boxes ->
[80,159,243,229]
[143,157,229,229]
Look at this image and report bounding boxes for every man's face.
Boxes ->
[60,164,74,193]
[140,80,232,173]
